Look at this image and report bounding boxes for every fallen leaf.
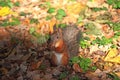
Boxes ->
[85,72,100,80]
[0,7,12,16]
[30,61,42,70]
[104,30,114,39]
[92,55,100,63]
[104,48,118,61]
[0,67,8,75]
[107,56,120,63]
[102,24,110,33]
[112,15,119,22]
[116,72,120,77]
[73,63,83,72]
[104,48,120,63]
[49,18,56,34]
[0,27,10,41]
[23,18,30,25]
[66,3,86,16]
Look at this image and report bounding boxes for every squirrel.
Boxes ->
[50,28,69,66]
[49,24,80,66]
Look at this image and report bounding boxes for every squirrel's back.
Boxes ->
[62,25,81,58]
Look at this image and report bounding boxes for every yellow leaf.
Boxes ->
[107,56,120,63]
[104,48,120,63]
[0,7,12,16]
[66,3,86,16]
[11,11,19,17]
[116,72,120,77]
[49,19,56,34]
[78,22,84,27]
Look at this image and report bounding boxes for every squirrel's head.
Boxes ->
[50,28,64,51]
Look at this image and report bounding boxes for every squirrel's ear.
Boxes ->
[53,25,57,31]
[58,28,63,36]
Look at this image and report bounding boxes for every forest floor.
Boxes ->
[0,0,120,80]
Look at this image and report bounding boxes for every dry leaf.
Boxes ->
[104,30,114,39]
[30,61,42,70]
[49,19,56,34]
[104,48,120,63]
[22,18,30,25]
[87,0,105,8]
[107,56,120,63]
[73,63,83,72]
[0,28,10,41]
[0,67,8,75]
[104,48,118,61]
[112,15,119,22]
[66,3,86,16]
[102,24,110,32]
[116,72,120,77]
[85,72,100,80]
[36,19,56,34]
[0,7,12,16]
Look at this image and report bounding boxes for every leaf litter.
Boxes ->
[0,0,120,80]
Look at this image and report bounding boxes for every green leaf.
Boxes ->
[29,27,35,34]
[107,72,120,80]
[30,18,39,24]
[91,36,113,46]
[107,0,114,5]
[47,8,55,13]
[55,9,66,20]
[57,9,66,16]
[91,66,97,71]
[85,23,102,35]
[55,14,64,20]
[7,2,13,8]
[0,0,13,8]
[9,17,20,26]
[70,75,80,80]
[58,23,67,28]
[46,15,53,20]
[106,0,120,9]
[14,1,20,7]
[0,20,9,27]
[80,40,89,49]
[77,16,84,23]
[92,7,107,12]
[79,57,91,72]
[59,72,68,79]
[70,56,92,72]
[19,12,27,16]
[45,1,51,8]
[36,34,50,44]
[70,56,81,64]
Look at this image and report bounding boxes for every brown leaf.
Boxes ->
[49,19,56,34]
[0,27,10,41]
[85,72,100,80]
[104,30,114,39]
[73,63,83,72]
[116,72,120,77]
[22,18,30,25]
[112,15,119,22]
[102,24,110,33]
[0,67,8,75]
[30,61,42,70]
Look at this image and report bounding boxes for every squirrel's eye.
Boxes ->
[56,36,59,39]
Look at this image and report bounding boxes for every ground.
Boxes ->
[0,0,120,80]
